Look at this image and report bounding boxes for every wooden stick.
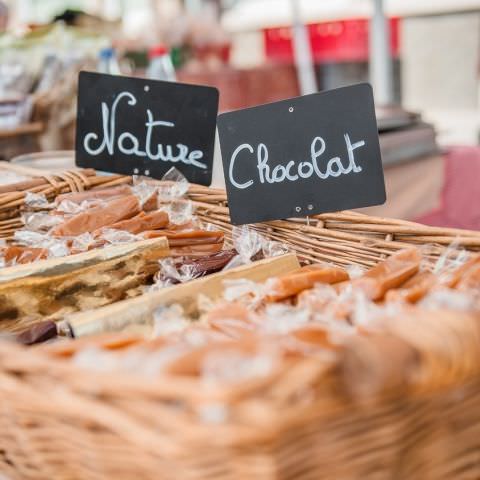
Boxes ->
[65,253,300,338]
[0,237,170,332]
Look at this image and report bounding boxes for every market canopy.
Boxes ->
[222,0,480,32]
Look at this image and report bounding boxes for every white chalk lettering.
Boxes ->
[227,134,366,190]
[229,144,254,189]
[83,91,207,169]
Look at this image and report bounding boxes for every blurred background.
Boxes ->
[0,0,479,228]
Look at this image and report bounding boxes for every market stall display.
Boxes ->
[1,244,480,479]
[0,2,479,480]
[0,165,480,480]
[0,164,296,336]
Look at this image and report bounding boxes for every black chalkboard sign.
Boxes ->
[218,83,386,225]
[75,71,219,186]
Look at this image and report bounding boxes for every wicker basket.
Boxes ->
[0,163,131,238]
[1,308,480,480]
[1,169,480,480]
[186,184,480,267]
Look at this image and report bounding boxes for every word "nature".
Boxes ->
[83,91,206,169]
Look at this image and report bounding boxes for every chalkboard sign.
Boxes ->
[218,83,386,225]
[75,71,219,186]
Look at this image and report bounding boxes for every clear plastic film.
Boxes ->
[157,167,190,201]
[13,230,69,258]
[222,278,267,308]
[153,304,190,337]
[419,288,478,312]
[429,240,470,277]
[56,199,92,215]
[132,176,159,209]
[162,199,194,226]
[150,257,201,290]
[223,225,289,271]
[259,303,311,335]
[73,345,189,378]
[71,232,96,252]
[100,228,141,245]
[22,212,62,232]
[24,192,51,210]
[200,343,279,388]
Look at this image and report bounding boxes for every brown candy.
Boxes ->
[16,321,58,346]
[51,195,141,237]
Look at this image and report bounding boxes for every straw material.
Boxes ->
[186,184,480,267]
[1,169,480,479]
[1,308,480,479]
[0,165,131,234]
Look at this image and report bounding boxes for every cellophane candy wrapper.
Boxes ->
[223,278,266,306]
[13,230,69,258]
[71,232,96,252]
[157,167,190,201]
[348,288,400,331]
[24,192,51,210]
[224,225,289,271]
[259,303,311,335]
[155,168,194,225]
[101,228,141,245]
[166,199,194,225]
[22,211,62,232]
[132,176,159,208]
[153,304,190,337]
[73,344,190,378]
[346,264,365,279]
[56,199,91,215]
[419,289,478,312]
[428,241,470,277]
[200,344,279,388]
[149,257,200,291]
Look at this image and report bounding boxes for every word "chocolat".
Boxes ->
[228,134,365,189]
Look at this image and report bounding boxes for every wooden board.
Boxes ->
[64,253,300,338]
[0,237,170,332]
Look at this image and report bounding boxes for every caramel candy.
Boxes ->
[455,264,480,291]
[103,210,169,235]
[55,185,132,205]
[351,248,421,301]
[16,321,58,345]
[51,195,141,237]
[155,249,237,284]
[40,333,144,358]
[2,246,49,264]
[266,265,349,302]
[170,243,224,257]
[443,255,480,288]
[385,271,437,304]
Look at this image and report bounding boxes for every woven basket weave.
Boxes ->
[1,170,480,480]
[1,308,480,480]
[0,163,131,238]
[186,184,480,267]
